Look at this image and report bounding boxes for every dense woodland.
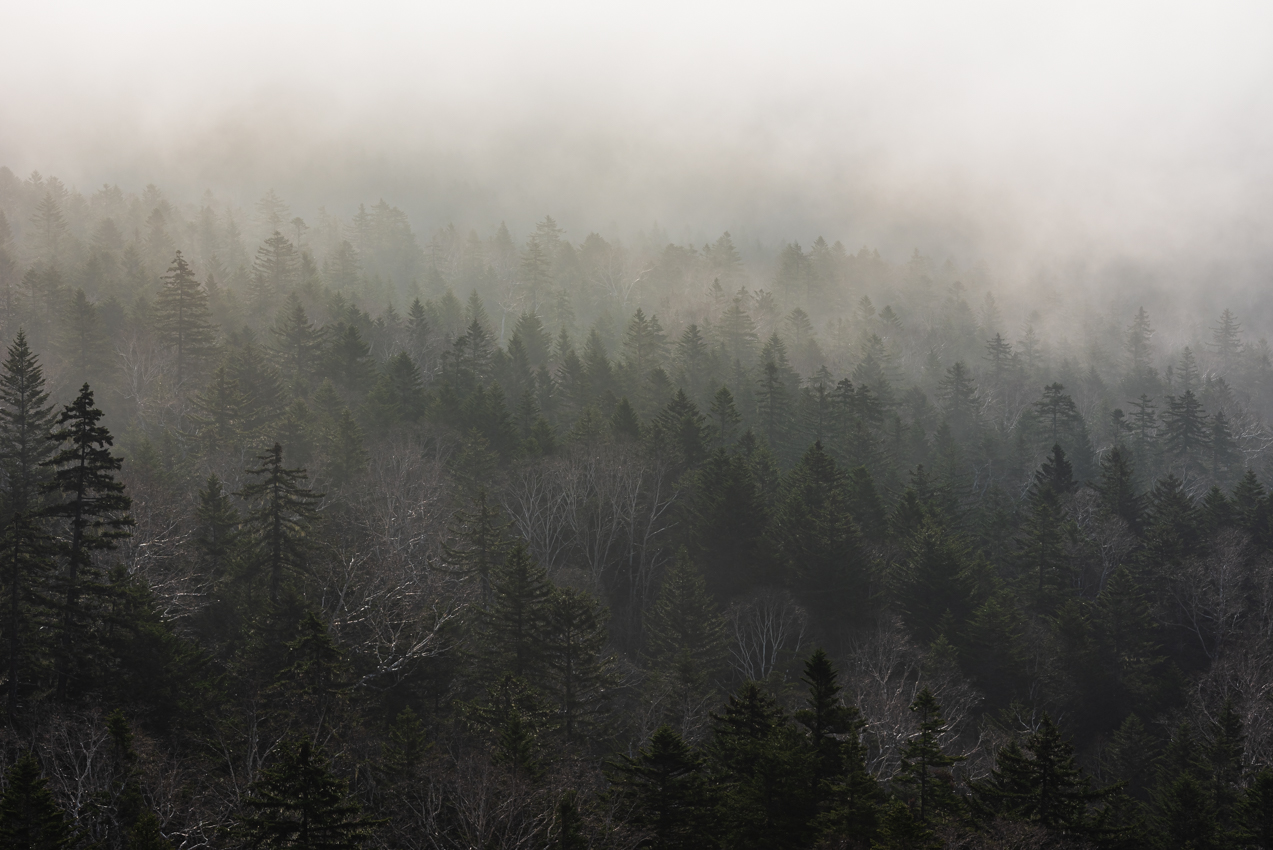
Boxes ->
[3,166,1273,849]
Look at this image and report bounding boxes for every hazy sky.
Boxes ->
[3,1,1272,283]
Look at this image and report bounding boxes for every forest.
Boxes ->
[1,166,1273,849]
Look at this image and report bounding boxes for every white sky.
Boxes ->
[2,1,1272,277]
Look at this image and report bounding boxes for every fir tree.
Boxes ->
[237,443,323,604]
[897,688,965,824]
[0,753,77,850]
[236,739,379,849]
[155,251,215,386]
[477,543,553,679]
[442,487,511,604]
[973,714,1114,836]
[43,383,133,702]
[543,587,616,743]
[609,725,713,850]
[0,331,57,718]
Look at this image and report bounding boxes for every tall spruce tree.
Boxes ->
[155,251,215,387]
[237,443,323,605]
[236,739,379,849]
[42,382,133,701]
[897,688,965,825]
[0,753,77,850]
[0,331,57,718]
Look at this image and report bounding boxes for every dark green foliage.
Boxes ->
[610,726,714,850]
[236,739,379,849]
[237,443,323,604]
[476,543,553,679]
[775,442,870,623]
[973,714,1115,836]
[43,383,133,701]
[0,330,58,718]
[155,251,215,386]
[896,688,964,824]
[0,754,77,850]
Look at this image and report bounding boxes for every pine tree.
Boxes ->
[477,543,554,679]
[189,363,246,452]
[709,681,813,850]
[442,488,512,604]
[1240,768,1273,849]
[250,231,298,313]
[155,251,215,386]
[42,383,133,702]
[709,385,742,448]
[775,441,868,621]
[0,331,57,718]
[194,474,239,580]
[1211,309,1243,374]
[381,707,430,784]
[0,753,77,850]
[645,551,728,691]
[1094,445,1145,533]
[543,587,616,743]
[609,725,713,850]
[1162,389,1209,486]
[236,739,379,849]
[271,291,322,395]
[973,714,1113,835]
[57,290,108,386]
[897,688,965,824]
[237,443,323,604]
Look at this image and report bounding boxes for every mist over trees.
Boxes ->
[4,168,1273,847]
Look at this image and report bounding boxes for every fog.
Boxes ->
[3,1,1272,293]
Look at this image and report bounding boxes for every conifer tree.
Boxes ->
[0,331,57,718]
[609,725,713,850]
[57,289,108,385]
[155,251,215,386]
[644,551,728,713]
[477,542,553,678]
[271,292,322,395]
[897,688,965,825]
[43,383,132,701]
[776,442,867,621]
[0,753,77,850]
[237,443,323,604]
[543,587,616,743]
[236,739,379,849]
[973,714,1113,836]
[251,231,298,313]
[709,385,742,448]
[442,487,512,604]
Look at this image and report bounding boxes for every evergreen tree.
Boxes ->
[236,739,379,849]
[896,688,965,825]
[709,385,742,448]
[609,725,714,850]
[155,251,215,386]
[1094,445,1145,533]
[775,442,868,621]
[0,331,57,718]
[0,753,77,850]
[1162,389,1209,486]
[709,681,813,850]
[1240,768,1273,850]
[271,292,322,395]
[57,289,108,386]
[443,488,512,604]
[237,443,323,604]
[42,383,133,702]
[477,543,553,679]
[543,587,616,743]
[250,231,298,313]
[973,714,1114,836]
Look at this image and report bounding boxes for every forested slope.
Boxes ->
[1,169,1273,848]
